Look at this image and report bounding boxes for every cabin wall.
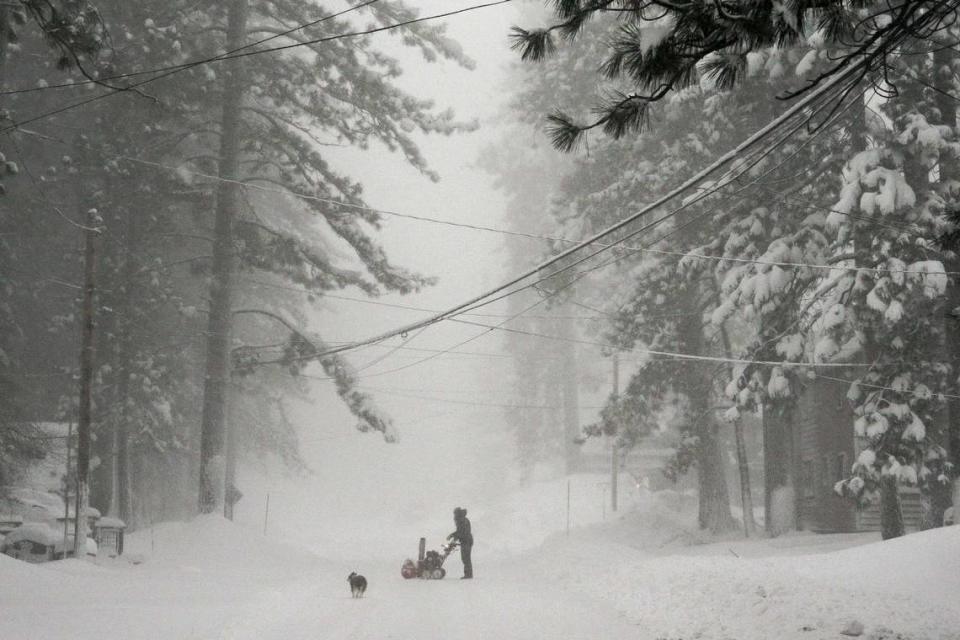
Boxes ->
[793,377,925,533]
[795,378,857,532]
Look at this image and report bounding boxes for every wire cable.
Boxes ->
[131,156,946,277]
[268,52,883,364]
[0,0,383,96]
[447,317,901,369]
[0,0,513,134]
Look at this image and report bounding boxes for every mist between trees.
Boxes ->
[2,0,960,545]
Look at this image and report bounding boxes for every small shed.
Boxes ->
[93,516,126,557]
[1,522,59,563]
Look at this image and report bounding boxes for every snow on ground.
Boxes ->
[525,522,960,640]
[1,477,958,640]
[0,515,340,640]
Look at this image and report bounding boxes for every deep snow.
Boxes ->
[1,476,958,640]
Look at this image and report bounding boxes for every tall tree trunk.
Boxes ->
[0,6,9,83]
[732,418,757,536]
[75,200,98,556]
[763,402,798,535]
[111,200,137,523]
[934,46,960,522]
[224,394,238,520]
[718,320,756,536]
[199,0,248,514]
[681,292,735,533]
[696,413,736,533]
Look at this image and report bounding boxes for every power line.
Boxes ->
[453,79,892,325]
[0,0,383,96]
[448,73,883,327]
[289,60,874,362]
[352,326,428,374]
[1,0,376,133]
[448,101,825,320]
[125,156,942,278]
[0,0,513,134]
[248,70,884,376]
[447,317,902,370]
[21,16,929,382]
[816,373,960,403]
[21,19,870,371]
[22,115,939,294]
[284,261,581,376]
[344,339,647,362]
[241,278,606,320]
[340,383,608,410]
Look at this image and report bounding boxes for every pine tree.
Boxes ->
[514,1,960,539]
[512,1,955,148]
[1,0,475,523]
[139,0,475,513]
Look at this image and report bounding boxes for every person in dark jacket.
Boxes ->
[447,507,473,579]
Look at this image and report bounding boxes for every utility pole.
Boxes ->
[75,203,99,557]
[611,353,619,513]
[62,422,72,557]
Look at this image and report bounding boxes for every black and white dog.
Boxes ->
[348,572,367,598]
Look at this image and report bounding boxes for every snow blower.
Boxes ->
[401,536,458,579]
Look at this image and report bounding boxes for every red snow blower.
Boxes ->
[401,537,458,580]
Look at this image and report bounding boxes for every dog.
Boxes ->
[348,572,367,598]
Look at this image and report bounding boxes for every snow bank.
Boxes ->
[0,551,64,586]
[801,526,960,608]
[0,515,338,640]
[520,506,960,640]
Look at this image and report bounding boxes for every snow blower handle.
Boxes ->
[441,540,459,557]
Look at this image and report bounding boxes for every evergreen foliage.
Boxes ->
[0,0,472,524]
[514,2,960,535]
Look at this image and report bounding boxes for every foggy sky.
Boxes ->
[231,1,558,555]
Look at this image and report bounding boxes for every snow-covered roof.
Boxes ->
[3,522,60,547]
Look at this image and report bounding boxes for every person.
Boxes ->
[447,507,473,579]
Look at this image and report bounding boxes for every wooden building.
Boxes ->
[765,374,922,534]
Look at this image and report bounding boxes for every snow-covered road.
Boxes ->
[2,482,958,640]
[221,559,641,640]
